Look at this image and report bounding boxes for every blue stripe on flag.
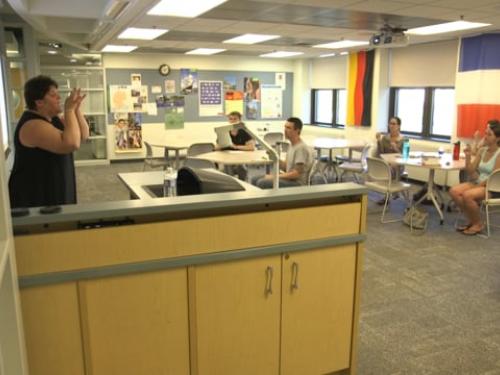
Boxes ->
[459,33,500,72]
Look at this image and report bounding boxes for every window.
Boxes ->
[390,87,454,139]
[311,88,346,128]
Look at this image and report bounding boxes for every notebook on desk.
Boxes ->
[214,125,235,149]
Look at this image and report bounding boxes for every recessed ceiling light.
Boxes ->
[260,51,304,58]
[223,33,280,44]
[313,40,369,49]
[47,50,58,55]
[319,52,336,58]
[185,48,226,55]
[407,20,490,35]
[101,45,138,53]
[148,0,227,18]
[118,27,168,40]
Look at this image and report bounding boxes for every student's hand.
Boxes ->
[74,89,86,112]
[214,144,221,151]
[65,88,85,112]
[463,143,472,157]
[376,132,382,141]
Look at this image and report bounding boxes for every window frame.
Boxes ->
[310,88,346,129]
[389,86,454,141]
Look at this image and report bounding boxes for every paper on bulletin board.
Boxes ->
[109,85,133,113]
[165,79,175,94]
[151,85,162,94]
[145,103,157,116]
[275,72,286,90]
[165,96,185,129]
[199,80,223,117]
[261,84,282,119]
[224,90,244,115]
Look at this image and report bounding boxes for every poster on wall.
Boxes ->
[109,85,133,113]
[224,90,244,115]
[275,72,286,90]
[244,77,261,101]
[246,100,259,120]
[165,79,176,94]
[199,80,223,117]
[131,73,141,91]
[164,95,185,129]
[180,68,198,95]
[131,86,149,113]
[261,84,282,118]
[224,76,237,91]
[113,113,143,151]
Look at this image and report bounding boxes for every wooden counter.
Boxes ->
[13,184,367,375]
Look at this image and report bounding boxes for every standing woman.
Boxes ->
[9,75,89,208]
[449,119,500,235]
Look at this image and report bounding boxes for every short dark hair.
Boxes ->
[24,75,58,110]
[228,111,242,120]
[389,116,401,126]
[287,117,303,132]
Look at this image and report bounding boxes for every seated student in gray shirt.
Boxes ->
[254,117,313,189]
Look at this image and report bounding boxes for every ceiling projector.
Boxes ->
[370,25,409,48]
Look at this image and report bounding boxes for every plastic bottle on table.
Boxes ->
[453,141,461,161]
[402,137,410,160]
[163,167,178,197]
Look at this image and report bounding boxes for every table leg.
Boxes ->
[414,169,445,224]
[174,150,180,170]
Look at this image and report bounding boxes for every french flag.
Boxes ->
[456,33,500,138]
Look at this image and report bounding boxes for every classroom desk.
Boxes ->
[149,136,214,169]
[193,150,273,166]
[381,152,465,223]
[118,169,260,200]
[304,137,367,181]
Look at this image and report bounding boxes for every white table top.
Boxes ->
[118,169,259,200]
[303,136,366,150]
[149,136,215,150]
[381,152,465,171]
[193,150,274,166]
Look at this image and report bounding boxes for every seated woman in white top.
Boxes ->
[449,119,500,235]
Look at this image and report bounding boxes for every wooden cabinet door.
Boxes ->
[190,255,281,375]
[79,268,190,375]
[281,245,356,375]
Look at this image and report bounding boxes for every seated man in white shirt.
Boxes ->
[253,117,313,189]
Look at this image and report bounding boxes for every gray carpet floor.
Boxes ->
[76,161,500,374]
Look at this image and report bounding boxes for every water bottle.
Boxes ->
[163,167,177,197]
[402,137,410,160]
[453,141,461,161]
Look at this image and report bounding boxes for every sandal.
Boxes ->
[456,224,471,232]
[462,227,483,236]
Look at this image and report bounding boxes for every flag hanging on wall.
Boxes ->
[456,33,500,138]
[346,50,374,127]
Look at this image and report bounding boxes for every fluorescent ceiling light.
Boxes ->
[47,50,58,55]
[319,52,336,58]
[148,0,227,17]
[340,51,348,55]
[407,20,490,35]
[185,48,226,55]
[313,40,369,49]
[72,53,101,59]
[223,33,280,44]
[70,58,78,63]
[101,44,138,53]
[260,51,303,58]
[118,27,168,40]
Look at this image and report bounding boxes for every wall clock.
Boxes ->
[159,64,171,76]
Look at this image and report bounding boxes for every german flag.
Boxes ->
[347,50,374,127]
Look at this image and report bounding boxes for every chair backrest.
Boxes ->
[263,132,284,146]
[184,158,216,169]
[366,157,391,182]
[144,141,154,158]
[486,168,500,197]
[308,159,326,185]
[360,143,371,171]
[187,142,214,157]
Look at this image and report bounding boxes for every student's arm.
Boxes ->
[279,163,303,180]
[232,139,255,151]
[19,89,83,154]
[464,144,481,176]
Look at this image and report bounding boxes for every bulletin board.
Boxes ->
[105,68,293,123]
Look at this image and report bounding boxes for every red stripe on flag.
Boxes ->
[354,51,366,126]
[457,104,500,137]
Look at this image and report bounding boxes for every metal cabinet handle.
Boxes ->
[265,266,273,297]
[291,262,299,292]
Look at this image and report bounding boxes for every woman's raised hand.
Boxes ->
[64,88,86,112]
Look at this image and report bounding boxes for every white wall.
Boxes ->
[310,55,347,88]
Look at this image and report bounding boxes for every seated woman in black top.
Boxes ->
[8,75,89,208]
